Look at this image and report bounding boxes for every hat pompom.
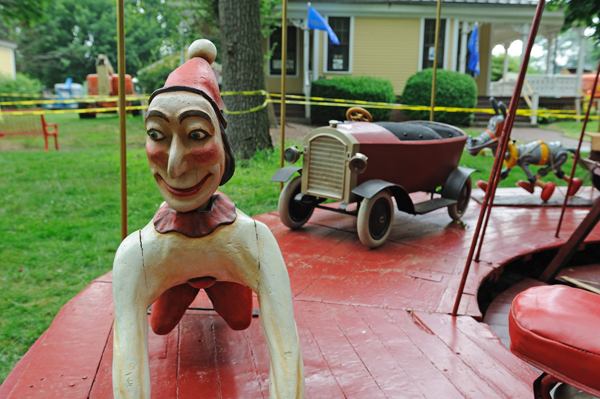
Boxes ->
[188,39,217,65]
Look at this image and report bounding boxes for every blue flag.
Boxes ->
[308,6,339,45]
[468,26,480,76]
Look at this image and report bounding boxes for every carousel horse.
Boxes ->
[465,97,582,202]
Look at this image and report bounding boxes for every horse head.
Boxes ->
[465,97,507,156]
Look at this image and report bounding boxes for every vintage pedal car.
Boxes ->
[271,107,474,248]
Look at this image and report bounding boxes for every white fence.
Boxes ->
[490,75,580,125]
[490,75,579,98]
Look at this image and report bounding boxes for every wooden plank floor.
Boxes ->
[3,188,600,399]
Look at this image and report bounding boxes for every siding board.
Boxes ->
[351,17,420,95]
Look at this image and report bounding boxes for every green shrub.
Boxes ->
[0,73,43,108]
[537,108,558,125]
[311,76,396,124]
[401,68,477,126]
[136,56,179,94]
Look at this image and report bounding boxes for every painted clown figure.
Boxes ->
[112,39,305,398]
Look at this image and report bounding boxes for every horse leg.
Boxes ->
[532,165,556,202]
[552,153,583,196]
[516,163,538,194]
[556,169,583,196]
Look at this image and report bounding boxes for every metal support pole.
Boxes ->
[429,0,442,122]
[555,57,600,238]
[576,27,586,122]
[117,0,128,240]
[452,0,545,316]
[279,0,288,192]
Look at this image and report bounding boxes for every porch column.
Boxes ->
[518,23,530,67]
[546,33,557,75]
[313,29,319,82]
[303,24,311,119]
[459,22,470,74]
[502,42,510,96]
[451,19,459,71]
[502,42,510,81]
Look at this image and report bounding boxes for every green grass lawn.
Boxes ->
[540,119,600,140]
[0,116,591,383]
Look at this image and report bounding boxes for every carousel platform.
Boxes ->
[3,188,600,399]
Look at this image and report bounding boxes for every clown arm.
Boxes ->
[112,231,153,399]
[253,221,305,399]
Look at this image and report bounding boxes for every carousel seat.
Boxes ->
[509,285,600,397]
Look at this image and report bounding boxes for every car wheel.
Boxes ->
[448,177,472,221]
[357,189,394,248]
[278,175,315,229]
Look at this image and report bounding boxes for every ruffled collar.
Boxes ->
[153,193,237,238]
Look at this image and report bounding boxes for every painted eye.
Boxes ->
[147,130,165,141]
[190,130,207,141]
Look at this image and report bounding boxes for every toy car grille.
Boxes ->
[307,135,346,199]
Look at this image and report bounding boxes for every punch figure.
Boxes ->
[112,39,304,399]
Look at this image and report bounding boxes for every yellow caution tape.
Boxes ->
[222,99,270,115]
[0,92,48,98]
[0,94,148,106]
[2,89,597,120]
[221,90,267,96]
[220,90,269,115]
[1,105,148,116]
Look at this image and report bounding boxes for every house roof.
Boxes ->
[295,0,541,5]
[286,0,563,27]
[0,40,18,50]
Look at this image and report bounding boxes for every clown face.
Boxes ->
[145,91,226,213]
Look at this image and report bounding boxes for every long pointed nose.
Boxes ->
[167,136,191,179]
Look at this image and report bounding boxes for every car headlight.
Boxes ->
[284,146,301,164]
[349,153,368,174]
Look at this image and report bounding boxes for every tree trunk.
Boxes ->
[219,0,273,159]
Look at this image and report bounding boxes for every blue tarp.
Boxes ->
[468,26,480,76]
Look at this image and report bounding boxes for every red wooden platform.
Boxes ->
[3,188,600,399]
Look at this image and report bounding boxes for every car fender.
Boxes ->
[270,167,302,183]
[441,167,476,200]
[352,179,415,214]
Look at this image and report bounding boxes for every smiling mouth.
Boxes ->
[160,174,212,197]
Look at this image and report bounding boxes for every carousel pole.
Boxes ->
[452,0,545,316]
[555,58,600,238]
[117,0,128,240]
[279,0,288,192]
[429,0,443,122]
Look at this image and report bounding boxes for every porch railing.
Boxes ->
[490,74,581,125]
[490,75,579,98]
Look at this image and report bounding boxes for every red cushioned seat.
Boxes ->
[509,285,600,397]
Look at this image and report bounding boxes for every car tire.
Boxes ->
[357,189,394,249]
[448,177,472,221]
[278,175,315,229]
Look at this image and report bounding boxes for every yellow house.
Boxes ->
[0,40,18,79]
[265,0,564,106]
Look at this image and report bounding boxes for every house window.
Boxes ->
[325,17,352,73]
[269,26,297,76]
[422,19,446,70]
